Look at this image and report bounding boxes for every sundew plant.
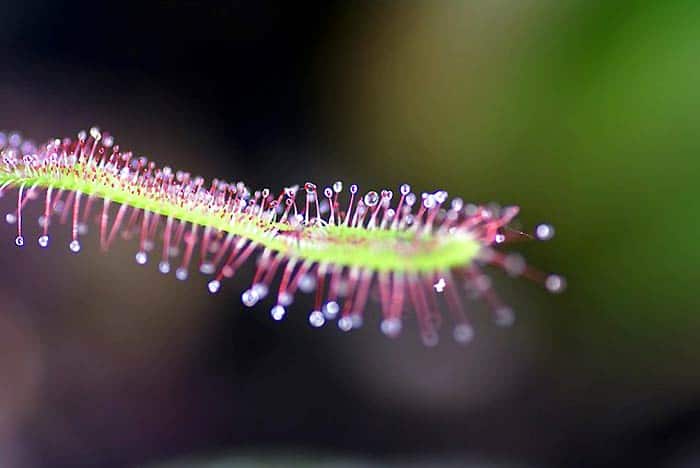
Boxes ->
[0,127,564,346]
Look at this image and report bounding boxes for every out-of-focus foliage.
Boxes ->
[325,0,700,384]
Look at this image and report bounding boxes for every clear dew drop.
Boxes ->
[241,289,259,307]
[207,280,220,294]
[400,183,411,195]
[135,251,148,265]
[77,223,88,236]
[69,240,81,253]
[453,324,474,344]
[363,191,379,207]
[175,267,188,281]
[349,184,358,194]
[380,318,402,338]
[14,235,24,247]
[5,213,16,224]
[495,233,506,243]
[536,223,555,241]
[338,316,353,332]
[333,181,343,193]
[158,261,170,274]
[494,307,515,327]
[38,235,49,248]
[323,301,339,320]
[545,274,566,293]
[309,310,325,328]
[271,305,286,321]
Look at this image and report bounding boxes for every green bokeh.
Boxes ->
[327,0,700,384]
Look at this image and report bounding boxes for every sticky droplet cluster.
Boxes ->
[0,128,565,345]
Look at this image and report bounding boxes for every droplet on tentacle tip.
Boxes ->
[271,305,286,321]
[298,274,316,293]
[363,191,379,207]
[322,301,339,320]
[14,235,23,247]
[421,331,439,347]
[433,277,446,293]
[135,251,147,265]
[69,240,81,253]
[545,274,566,293]
[241,289,259,307]
[252,283,268,300]
[309,310,325,328]
[338,316,353,332]
[535,223,555,241]
[158,261,170,274]
[380,318,402,338]
[199,262,215,274]
[207,280,220,294]
[278,292,293,306]
[175,267,188,281]
[38,235,49,248]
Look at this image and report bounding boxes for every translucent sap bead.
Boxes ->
[175,267,188,281]
[37,235,49,248]
[158,261,170,274]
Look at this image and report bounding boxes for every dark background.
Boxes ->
[0,1,699,467]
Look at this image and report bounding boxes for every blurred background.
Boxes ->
[0,1,698,467]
